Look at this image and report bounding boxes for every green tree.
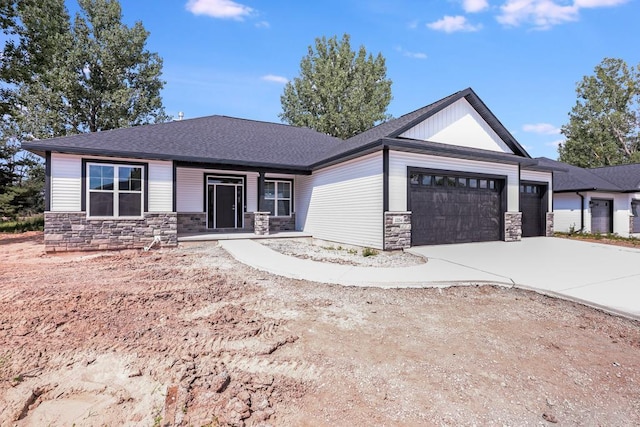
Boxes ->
[0,0,167,217]
[559,58,640,168]
[0,125,44,219]
[2,0,168,138]
[279,34,392,139]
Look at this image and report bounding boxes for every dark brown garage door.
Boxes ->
[520,183,547,237]
[590,199,613,234]
[409,171,504,245]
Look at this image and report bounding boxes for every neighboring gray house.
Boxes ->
[22,88,554,252]
[538,158,640,236]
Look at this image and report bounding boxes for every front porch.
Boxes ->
[178,230,312,242]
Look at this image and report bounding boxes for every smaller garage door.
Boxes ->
[590,199,613,234]
[520,183,547,237]
[632,200,640,233]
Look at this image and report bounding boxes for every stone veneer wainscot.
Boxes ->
[44,212,177,252]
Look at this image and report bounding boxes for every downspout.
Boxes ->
[576,192,585,233]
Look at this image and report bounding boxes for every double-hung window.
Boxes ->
[264,180,291,216]
[88,163,143,217]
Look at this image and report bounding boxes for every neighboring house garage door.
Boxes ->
[590,199,613,234]
[520,183,547,237]
[632,200,640,234]
[409,170,504,245]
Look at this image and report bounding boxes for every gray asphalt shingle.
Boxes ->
[22,88,533,170]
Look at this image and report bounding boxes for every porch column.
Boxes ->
[257,171,265,212]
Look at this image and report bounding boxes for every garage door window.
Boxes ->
[411,173,498,192]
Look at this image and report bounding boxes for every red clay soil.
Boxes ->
[1,232,639,426]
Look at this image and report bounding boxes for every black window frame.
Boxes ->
[82,159,149,218]
[264,178,293,217]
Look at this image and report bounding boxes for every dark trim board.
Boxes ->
[172,161,177,212]
[383,147,389,212]
[175,160,310,176]
[45,151,51,211]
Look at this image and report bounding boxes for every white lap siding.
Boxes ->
[147,161,173,212]
[553,193,584,233]
[50,153,82,211]
[296,152,384,249]
[388,151,521,212]
[50,153,173,212]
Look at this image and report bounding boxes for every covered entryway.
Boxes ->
[207,176,244,229]
[520,182,548,237]
[590,199,613,234]
[409,170,504,245]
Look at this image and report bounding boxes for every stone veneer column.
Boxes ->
[253,212,271,235]
[546,212,555,237]
[384,211,412,250]
[504,212,522,242]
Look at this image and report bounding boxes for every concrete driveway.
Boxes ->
[408,237,640,319]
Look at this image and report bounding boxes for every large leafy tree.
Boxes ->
[559,58,640,167]
[0,0,167,217]
[2,0,168,138]
[280,34,392,139]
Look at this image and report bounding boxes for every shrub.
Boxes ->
[0,215,44,233]
[362,247,378,257]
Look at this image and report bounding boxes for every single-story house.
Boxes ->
[22,87,555,252]
[537,157,640,236]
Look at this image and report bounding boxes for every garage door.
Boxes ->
[632,200,640,233]
[520,183,547,237]
[590,199,613,234]
[409,172,504,245]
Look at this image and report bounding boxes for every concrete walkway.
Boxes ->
[218,237,640,320]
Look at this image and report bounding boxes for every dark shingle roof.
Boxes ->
[536,157,625,192]
[589,164,640,191]
[22,115,343,171]
[22,87,533,171]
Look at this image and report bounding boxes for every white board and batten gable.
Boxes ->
[399,98,514,154]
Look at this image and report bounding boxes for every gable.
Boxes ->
[398,98,514,154]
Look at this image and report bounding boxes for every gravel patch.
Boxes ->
[259,238,425,267]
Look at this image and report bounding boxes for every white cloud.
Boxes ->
[395,46,428,59]
[523,123,561,134]
[574,0,628,7]
[255,20,270,29]
[497,0,629,30]
[407,20,419,29]
[261,74,288,84]
[427,15,483,33]
[463,0,489,13]
[185,0,253,20]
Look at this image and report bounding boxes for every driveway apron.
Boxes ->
[408,237,640,319]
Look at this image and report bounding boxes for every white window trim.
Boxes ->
[265,179,292,217]
[86,162,145,219]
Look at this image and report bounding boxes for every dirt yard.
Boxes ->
[1,232,640,426]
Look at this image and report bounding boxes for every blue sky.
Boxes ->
[68,0,638,159]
